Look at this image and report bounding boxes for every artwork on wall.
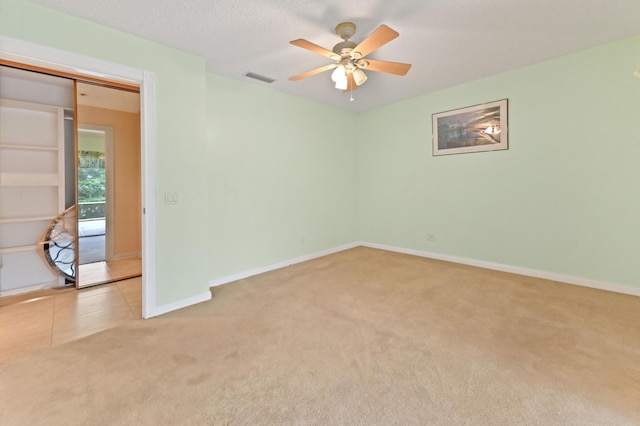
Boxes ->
[432,99,508,156]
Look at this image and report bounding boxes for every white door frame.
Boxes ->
[1,35,157,318]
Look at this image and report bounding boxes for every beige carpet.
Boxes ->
[1,247,639,425]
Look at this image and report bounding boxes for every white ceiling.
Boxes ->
[33,0,640,112]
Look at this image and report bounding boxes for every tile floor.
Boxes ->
[0,277,142,364]
[78,257,142,288]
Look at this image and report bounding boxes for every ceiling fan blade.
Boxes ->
[289,64,338,81]
[360,59,411,76]
[351,25,399,59]
[290,39,339,59]
[342,73,358,92]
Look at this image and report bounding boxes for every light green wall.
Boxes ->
[1,0,210,306]
[3,0,638,303]
[357,35,640,288]
[206,74,357,279]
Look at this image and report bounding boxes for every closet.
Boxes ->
[0,64,141,296]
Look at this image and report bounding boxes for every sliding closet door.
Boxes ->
[0,64,142,295]
[75,82,142,288]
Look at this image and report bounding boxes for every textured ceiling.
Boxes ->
[33,0,640,112]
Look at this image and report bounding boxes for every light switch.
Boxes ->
[164,192,179,205]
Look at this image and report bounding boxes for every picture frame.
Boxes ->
[432,99,508,156]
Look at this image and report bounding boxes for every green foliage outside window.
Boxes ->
[78,151,106,219]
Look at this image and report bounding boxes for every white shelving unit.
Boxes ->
[0,98,67,295]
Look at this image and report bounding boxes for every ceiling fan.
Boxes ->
[289,22,411,92]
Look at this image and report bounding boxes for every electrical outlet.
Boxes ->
[425,233,435,242]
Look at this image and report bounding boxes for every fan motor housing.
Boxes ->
[332,40,356,58]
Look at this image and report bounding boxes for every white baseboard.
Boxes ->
[111,252,142,261]
[360,242,640,297]
[205,240,638,300]
[209,242,360,288]
[147,290,212,318]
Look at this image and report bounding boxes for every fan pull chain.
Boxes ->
[349,75,355,102]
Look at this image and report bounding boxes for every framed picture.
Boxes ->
[432,99,508,156]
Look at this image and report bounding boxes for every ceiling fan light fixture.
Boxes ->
[353,68,368,86]
[331,65,348,89]
[331,64,345,82]
[289,22,411,94]
[334,76,348,90]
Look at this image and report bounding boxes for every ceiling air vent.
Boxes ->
[245,72,276,84]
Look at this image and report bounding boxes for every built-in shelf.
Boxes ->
[0,144,59,152]
[0,245,37,254]
[1,97,66,292]
[0,98,63,112]
[0,216,54,224]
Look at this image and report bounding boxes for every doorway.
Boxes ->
[77,126,110,265]
[75,82,142,288]
[1,35,156,318]
[0,67,142,291]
